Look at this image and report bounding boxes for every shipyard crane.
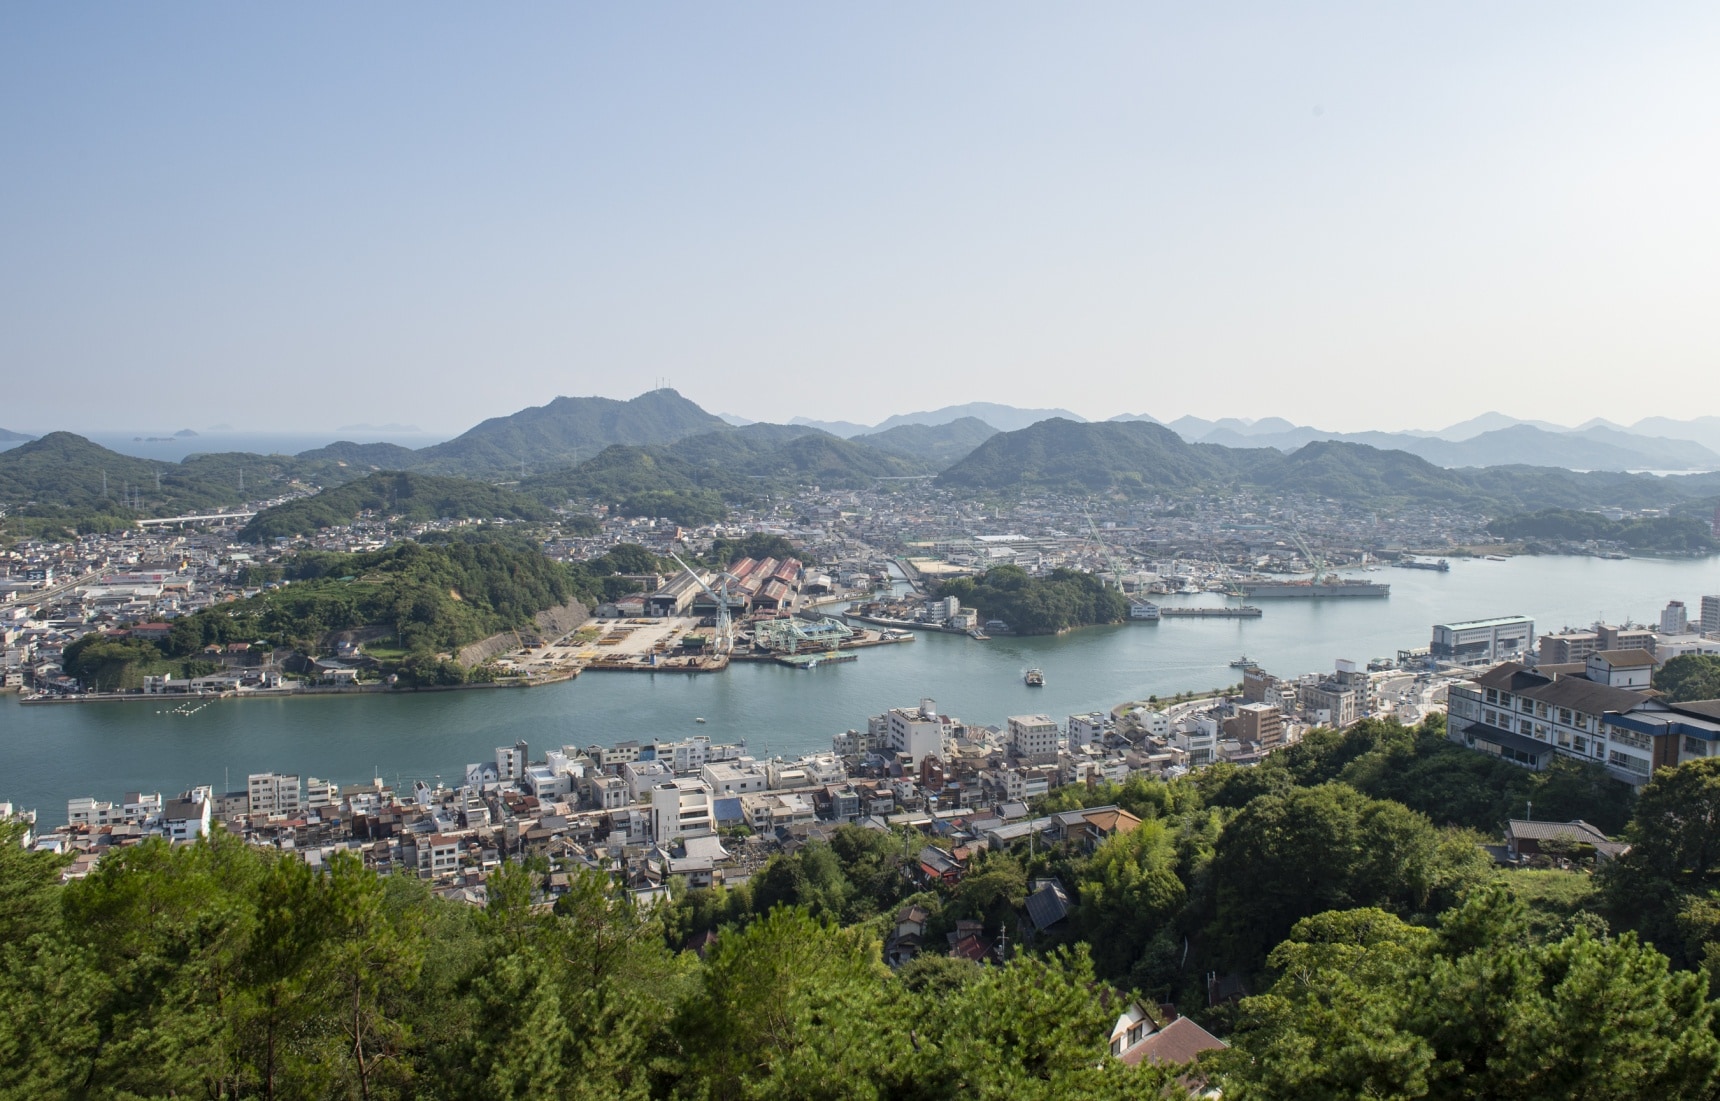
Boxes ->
[1289,531,1327,584]
[1081,503,1129,592]
[666,548,741,655]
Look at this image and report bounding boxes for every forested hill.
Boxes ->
[239,471,555,541]
[65,534,630,689]
[0,432,335,537]
[937,565,1131,634]
[854,416,999,466]
[936,417,1720,513]
[411,388,729,474]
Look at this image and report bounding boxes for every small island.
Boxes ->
[935,564,1130,635]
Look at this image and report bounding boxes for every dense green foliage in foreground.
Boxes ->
[1489,507,1720,553]
[0,827,1182,1101]
[64,536,626,689]
[1657,654,1720,703]
[239,472,556,541]
[936,565,1130,634]
[12,719,1720,1098]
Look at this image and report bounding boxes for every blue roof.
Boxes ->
[712,797,744,825]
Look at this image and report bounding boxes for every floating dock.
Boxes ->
[773,652,857,669]
[1158,606,1264,619]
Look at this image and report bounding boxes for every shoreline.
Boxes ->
[17,668,579,706]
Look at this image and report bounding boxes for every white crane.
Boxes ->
[1081,503,1128,591]
[666,548,740,655]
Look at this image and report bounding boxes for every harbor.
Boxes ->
[6,553,1719,824]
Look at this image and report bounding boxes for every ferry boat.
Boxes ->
[1024,668,1045,687]
[1229,655,1258,669]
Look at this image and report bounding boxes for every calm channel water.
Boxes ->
[6,554,1719,824]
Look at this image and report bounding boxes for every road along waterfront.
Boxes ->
[5,554,1719,823]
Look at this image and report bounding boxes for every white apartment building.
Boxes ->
[702,760,768,797]
[622,760,674,801]
[1067,713,1106,750]
[1173,718,1218,767]
[651,779,714,842]
[1702,595,1720,637]
[523,764,571,801]
[585,774,629,810]
[881,699,951,767]
[1663,601,1690,636]
[163,788,212,841]
[247,772,302,817]
[305,777,339,810]
[66,790,163,829]
[1007,714,1061,762]
[495,741,529,783]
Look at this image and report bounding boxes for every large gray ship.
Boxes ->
[1237,577,1390,598]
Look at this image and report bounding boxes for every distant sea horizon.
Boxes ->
[0,430,452,462]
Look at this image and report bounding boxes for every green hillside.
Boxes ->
[1244,440,1479,504]
[413,388,728,474]
[0,433,328,538]
[936,418,1720,513]
[88,535,603,683]
[239,471,555,541]
[854,416,998,467]
[937,418,1241,494]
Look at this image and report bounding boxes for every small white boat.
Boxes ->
[694,717,706,723]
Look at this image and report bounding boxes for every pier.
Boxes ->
[1158,606,1264,619]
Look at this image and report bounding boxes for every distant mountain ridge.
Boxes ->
[935,418,1720,514]
[792,402,1085,438]
[1162,414,1720,472]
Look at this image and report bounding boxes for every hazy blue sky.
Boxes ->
[5,4,1717,434]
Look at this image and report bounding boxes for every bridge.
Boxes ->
[135,511,257,528]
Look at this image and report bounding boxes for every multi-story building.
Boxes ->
[1173,718,1218,766]
[495,741,529,783]
[1538,630,1601,666]
[305,777,339,810]
[1067,713,1106,750]
[1598,625,1656,654]
[1585,649,1655,689]
[702,760,768,797]
[247,772,302,817]
[1701,595,1720,637]
[1663,601,1690,636]
[1301,682,1357,728]
[1446,657,1720,786]
[1431,616,1535,666]
[1007,714,1061,762]
[881,699,952,767]
[1235,702,1284,748]
[651,779,713,842]
[163,788,212,841]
